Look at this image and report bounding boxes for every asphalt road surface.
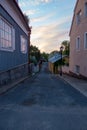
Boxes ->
[0,62,87,130]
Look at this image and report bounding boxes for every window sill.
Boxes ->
[0,48,14,52]
[76,49,80,52]
[84,48,87,50]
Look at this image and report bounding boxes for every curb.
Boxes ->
[58,75,87,98]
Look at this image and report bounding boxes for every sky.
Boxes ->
[19,0,76,53]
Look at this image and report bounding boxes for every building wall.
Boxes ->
[70,0,87,77]
[48,62,54,74]
[0,5,29,72]
[0,0,28,35]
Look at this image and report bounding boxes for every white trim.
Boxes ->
[0,16,15,52]
[84,32,87,50]
[76,36,80,51]
[0,0,28,36]
[12,27,15,50]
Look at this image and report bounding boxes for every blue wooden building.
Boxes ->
[0,0,31,86]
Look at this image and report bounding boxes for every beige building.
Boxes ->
[69,0,87,78]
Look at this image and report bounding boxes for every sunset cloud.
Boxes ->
[31,13,55,23]
[19,0,76,53]
[31,15,71,53]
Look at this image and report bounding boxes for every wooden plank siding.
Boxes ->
[0,5,29,72]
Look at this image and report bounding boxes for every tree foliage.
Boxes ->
[41,52,49,61]
[61,40,70,56]
[24,14,30,25]
[29,45,41,63]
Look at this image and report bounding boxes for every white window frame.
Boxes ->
[0,16,15,52]
[20,35,27,54]
[84,2,87,17]
[76,36,80,50]
[84,32,87,49]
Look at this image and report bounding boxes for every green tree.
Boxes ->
[24,14,30,25]
[61,40,70,56]
[29,45,41,63]
[41,52,49,61]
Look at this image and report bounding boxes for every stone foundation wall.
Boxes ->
[0,63,29,86]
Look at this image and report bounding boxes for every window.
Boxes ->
[84,3,87,17]
[76,37,80,50]
[0,16,15,51]
[76,10,82,24]
[75,65,80,74]
[84,32,87,49]
[20,35,27,54]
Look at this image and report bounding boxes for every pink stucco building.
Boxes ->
[69,0,87,78]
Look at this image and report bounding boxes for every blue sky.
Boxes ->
[19,0,76,53]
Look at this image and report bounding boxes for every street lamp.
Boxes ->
[60,46,63,76]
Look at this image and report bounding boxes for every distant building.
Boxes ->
[0,0,31,85]
[48,52,67,74]
[48,53,61,74]
[69,0,87,78]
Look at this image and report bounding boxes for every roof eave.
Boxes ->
[13,0,31,31]
[69,0,79,36]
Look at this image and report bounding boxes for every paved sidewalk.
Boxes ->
[58,74,87,97]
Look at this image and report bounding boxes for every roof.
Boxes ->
[12,0,31,32]
[69,0,79,36]
[48,54,67,63]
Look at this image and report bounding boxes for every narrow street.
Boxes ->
[0,62,87,130]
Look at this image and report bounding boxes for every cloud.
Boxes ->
[31,15,71,53]
[19,1,26,7]
[18,0,74,53]
[19,0,53,7]
[24,9,39,16]
[31,13,55,23]
[40,0,52,3]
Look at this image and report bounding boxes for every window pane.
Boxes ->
[5,40,8,48]
[0,17,15,51]
[8,34,11,42]
[1,38,3,46]
[1,30,4,38]
[0,19,3,29]
[84,33,87,49]
[8,41,12,47]
[8,26,11,34]
[5,23,8,32]
[2,39,5,48]
[2,21,5,30]
[85,3,87,16]
[85,33,87,48]
[21,36,27,53]
[76,37,80,50]
[5,32,8,40]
